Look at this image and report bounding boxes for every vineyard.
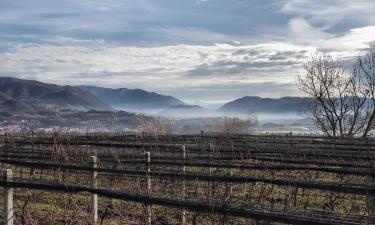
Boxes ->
[0,133,374,225]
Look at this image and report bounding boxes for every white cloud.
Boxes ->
[279,0,375,52]
[287,17,331,40]
[1,24,374,102]
[195,0,211,5]
[0,41,314,94]
[147,26,236,43]
[332,26,375,51]
[0,0,374,103]
[287,23,375,53]
[281,0,375,25]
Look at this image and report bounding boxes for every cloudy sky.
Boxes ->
[0,0,374,106]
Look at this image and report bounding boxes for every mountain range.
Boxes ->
[0,77,111,113]
[79,86,184,112]
[220,96,310,115]
[0,77,312,119]
[0,77,187,117]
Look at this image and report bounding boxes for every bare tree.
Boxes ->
[297,53,369,137]
[354,45,375,137]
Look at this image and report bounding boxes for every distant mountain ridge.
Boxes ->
[0,77,187,117]
[0,77,313,120]
[220,96,311,114]
[79,86,185,111]
[0,77,112,112]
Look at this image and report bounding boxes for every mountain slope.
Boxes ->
[220,96,310,114]
[79,86,185,111]
[0,92,10,103]
[0,77,112,111]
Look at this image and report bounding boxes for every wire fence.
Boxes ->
[0,132,374,225]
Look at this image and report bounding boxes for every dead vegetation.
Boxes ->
[0,133,372,225]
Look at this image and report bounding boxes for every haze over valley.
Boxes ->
[0,76,315,133]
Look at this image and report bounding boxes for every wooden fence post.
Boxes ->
[90,156,98,225]
[229,142,233,195]
[209,144,214,225]
[181,146,186,225]
[31,131,35,176]
[2,169,13,225]
[145,152,152,225]
[369,162,375,223]
[4,132,8,143]
[208,144,213,204]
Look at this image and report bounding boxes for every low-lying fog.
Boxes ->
[110,103,318,134]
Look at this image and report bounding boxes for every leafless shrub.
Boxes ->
[215,116,258,134]
[137,117,173,134]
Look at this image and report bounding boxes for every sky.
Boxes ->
[0,0,374,106]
